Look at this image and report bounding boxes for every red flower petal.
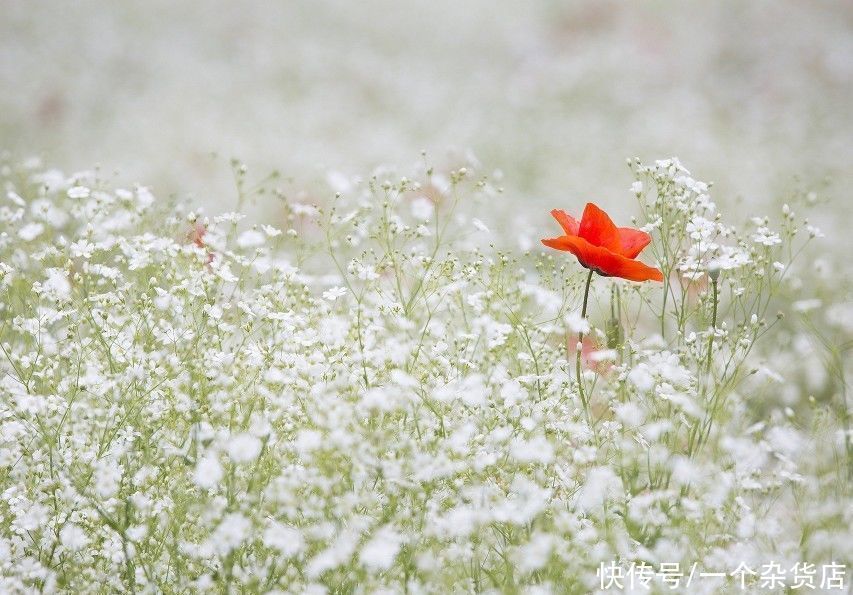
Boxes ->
[541,235,664,282]
[578,203,622,253]
[616,227,652,259]
[550,209,580,236]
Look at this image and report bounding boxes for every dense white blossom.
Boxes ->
[0,157,846,593]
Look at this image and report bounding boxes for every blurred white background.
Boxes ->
[2,0,851,232]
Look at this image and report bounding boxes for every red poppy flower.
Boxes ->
[541,203,663,282]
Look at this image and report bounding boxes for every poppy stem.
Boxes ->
[576,269,594,430]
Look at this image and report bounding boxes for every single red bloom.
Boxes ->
[541,203,663,282]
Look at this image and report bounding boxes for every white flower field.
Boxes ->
[0,155,849,592]
[1,1,851,593]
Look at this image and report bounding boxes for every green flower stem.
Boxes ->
[576,269,595,431]
[687,274,719,458]
[704,276,718,376]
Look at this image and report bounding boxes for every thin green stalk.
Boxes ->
[576,269,594,430]
[704,276,718,375]
[688,274,719,458]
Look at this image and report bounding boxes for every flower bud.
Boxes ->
[707,261,721,283]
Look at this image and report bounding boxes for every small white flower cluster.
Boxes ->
[633,158,747,281]
[0,157,848,593]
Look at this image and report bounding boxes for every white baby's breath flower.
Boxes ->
[203,304,223,320]
[322,286,348,301]
[500,379,526,406]
[472,218,490,233]
[793,299,822,312]
[614,402,645,428]
[194,454,224,489]
[806,224,824,238]
[588,348,616,362]
[60,523,89,551]
[135,186,155,207]
[292,203,319,217]
[514,532,554,573]
[127,525,148,543]
[17,222,44,241]
[226,433,262,463]
[30,198,69,227]
[263,522,305,558]
[510,435,554,464]
[356,263,379,281]
[359,527,402,571]
[215,212,246,224]
[628,365,655,392]
[237,229,265,248]
[40,268,71,300]
[67,185,90,199]
[564,310,590,334]
[6,191,26,206]
[576,467,622,513]
[752,226,781,246]
[214,262,239,283]
[70,239,95,258]
[410,196,434,221]
[295,429,323,456]
[209,513,251,555]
